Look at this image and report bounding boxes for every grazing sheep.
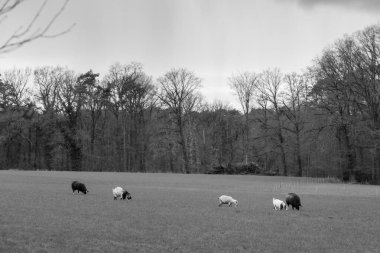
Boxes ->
[218,195,238,207]
[272,198,288,210]
[285,193,302,210]
[112,186,132,200]
[71,181,88,194]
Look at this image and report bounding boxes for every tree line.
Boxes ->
[1,24,379,183]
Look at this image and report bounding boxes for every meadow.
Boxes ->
[1,170,380,253]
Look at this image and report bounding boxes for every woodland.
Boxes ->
[1,25,380,184]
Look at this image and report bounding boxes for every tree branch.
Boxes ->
[0,0,75,54]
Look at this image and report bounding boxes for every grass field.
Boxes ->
[1,170,380,253]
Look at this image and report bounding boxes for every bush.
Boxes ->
[205,162,262,175]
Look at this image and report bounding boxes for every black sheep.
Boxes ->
[122,190,132,200]
[285,193,302,210]
[71,181,88,194]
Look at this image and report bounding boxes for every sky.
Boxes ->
[0,0,379,109]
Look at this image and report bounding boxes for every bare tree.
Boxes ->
[283,72,308,176]
[34,66,64,114]
[56,68,83,171]
[2,67,32,108]
[104,63,141,171]
[311,45,358,181]
[229,72,259,164]
[309,25,380,181]
[157,68,202,173]
[203,100,242,168]
[0,67,33,169]
[77,70,101,159]
[258,68,288,175]
[354,25,380,181]
[0,0,74,54]
[34,66,65,170]
[255,93,271,171]
[104,62,155,172]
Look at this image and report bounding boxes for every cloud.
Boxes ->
[281,0,380,12]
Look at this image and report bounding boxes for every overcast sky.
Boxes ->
[1,0,379,108]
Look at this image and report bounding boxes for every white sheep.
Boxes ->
[273,198,288,210]
[218,195,238,207]
[112,186,132,200]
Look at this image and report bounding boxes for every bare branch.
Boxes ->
[0,0,75,54]
[229,72,259,115]
[0,0,23,16]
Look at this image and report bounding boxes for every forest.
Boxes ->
[1,24,379,184]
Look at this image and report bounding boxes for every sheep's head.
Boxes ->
[234,200,238,207]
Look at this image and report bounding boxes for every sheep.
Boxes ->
[285,193,302,210]
[272,198,288,210]
[112,186,132,200]
[71,181,88,194]
[218,195,238,207]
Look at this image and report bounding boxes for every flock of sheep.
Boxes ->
[71,180,302,210]
[71,181,132,200]
[218,193,302,210]
[273,193,302,210]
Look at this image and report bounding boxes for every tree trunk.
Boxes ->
[178,117,190,174]
[90,117,95,157]
[339,125,355,181]
[245,111,249,165]
[34,126,40,170]
[70,143,82,171]
[295,125,302,177]
[28,126,32,168]
[276,116,287,176]
[279,131,287,176]
[123,117,127,172]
